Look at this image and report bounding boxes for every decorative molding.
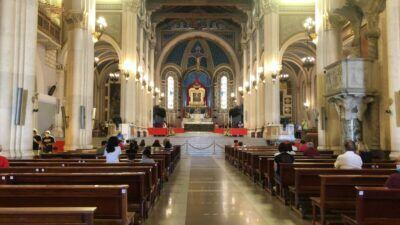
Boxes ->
[64,11,87,29]
[122,0,140,13]
[261,0,279,14]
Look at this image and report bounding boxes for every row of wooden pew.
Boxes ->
[0,146,181,225]
[225,145,400,225]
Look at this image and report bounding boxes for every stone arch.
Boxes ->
[279,32,307,62]
[156,31,240,86]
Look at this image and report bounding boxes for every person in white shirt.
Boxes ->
[141,147,156,164]
[334,140,363,169]
[104,136,122,163]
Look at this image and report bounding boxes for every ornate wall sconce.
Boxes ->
[136,65,143,82]
[303,101,310,109]
[271,62,282,82]
[244,81,251,94]
[109,72,120,83]
[251,75,257,90]
[92,17,107,43]
[279,73,289,81]
[257,67,265,83]
[303,17,317,44]
[238,86,244,97]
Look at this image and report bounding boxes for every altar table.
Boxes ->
[148,128,168,136]
[230,128,248,136]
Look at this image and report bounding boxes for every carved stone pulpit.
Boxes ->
[325,58,379,147]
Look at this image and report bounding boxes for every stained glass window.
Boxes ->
[167,76,174,109]
[221,76,228,109]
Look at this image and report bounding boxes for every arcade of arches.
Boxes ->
[2,0,399,157]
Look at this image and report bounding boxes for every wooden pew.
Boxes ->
[262,157,336,194]
[0,185,133,225]
[0,172,147,219]
[342,186,400,225]
[0,166,158,203]
[0,207,97,225]
[9,161,164,186]
[276,162,395,204]
[311,175,389,225]
[292,168,396,218]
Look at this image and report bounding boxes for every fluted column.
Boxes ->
[315,0,345,149]
[64,0,96,150]
[387,0,400,158]
[262,0,280,125]
[120,0,139,130]
[241,42,249,128]
[0,0,38,157]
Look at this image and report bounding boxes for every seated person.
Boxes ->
[0,145,9,168]
[139,139,146,148]
[164,140,172,149]
[152,139,162,147]
[42,131,55,154]
[97,140,107,155]
[126,140,138,160]
[385,162,400,188]
[334,140,363,169]
[233,140,239,147]
[274,142,295,175]
[104,136,122,163]
[298,140,307,152]
[141,147,156,164]
[303,142,320,157]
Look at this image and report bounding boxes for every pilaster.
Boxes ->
[0,0,38,157]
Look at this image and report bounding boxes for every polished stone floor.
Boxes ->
[144,153,311,225]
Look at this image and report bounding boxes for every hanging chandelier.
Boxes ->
[302,56,315,71]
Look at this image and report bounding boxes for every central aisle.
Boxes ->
[144,153,311,225]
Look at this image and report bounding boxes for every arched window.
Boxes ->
[220,76,228,109]
[167,76,174,109]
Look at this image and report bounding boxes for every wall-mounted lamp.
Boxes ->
[92,17,107,43]
[303,17,317,44]
[109,72,120,83]
[238,86,244,97]
[136,65,143,82]
[279,73,289,81]
[271,62,282,82]
[244,81,251,94]
[257,67,265,83]
[303,101,310,109]
[251,75,257,90]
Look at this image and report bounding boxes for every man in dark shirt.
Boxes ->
[33,129,42,156]
[42,131,55,154]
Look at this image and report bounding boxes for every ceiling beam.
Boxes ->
[152,12,247,23]
[147,0,252,11]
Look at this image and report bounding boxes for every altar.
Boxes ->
[181,81,214,131]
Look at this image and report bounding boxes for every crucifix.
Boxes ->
[188,45,205,72]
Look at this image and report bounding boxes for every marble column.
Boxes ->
[241,41,249,128]
[120,0,139,131]
[262,0,280,125]
[386,0,400,158]
[0,0,38,157]
[63,0,96,150]
[149,39,156,127]
[315,0,345,149]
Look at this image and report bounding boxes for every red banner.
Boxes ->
[214,128,225,134]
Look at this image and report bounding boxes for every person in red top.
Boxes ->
[385,164,400,189]
[303,142,320,157]
[0,145,9,168]
[298,140,308,152]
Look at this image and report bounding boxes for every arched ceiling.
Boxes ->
[94,41,119,77]
[282,40,315,77]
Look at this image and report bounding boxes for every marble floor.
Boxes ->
[144,153,311,225]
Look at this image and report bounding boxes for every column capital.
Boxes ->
[122,0,141,13]
[64,11,87,29]
[261,0,279,14]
